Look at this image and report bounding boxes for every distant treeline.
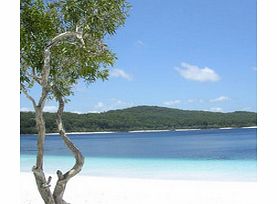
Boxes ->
[20,106,257,134]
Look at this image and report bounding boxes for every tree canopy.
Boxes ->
[20,0,130,100]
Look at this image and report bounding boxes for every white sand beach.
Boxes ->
[21,172,258,204]
[28,126,256,136]
[128,129,171,133]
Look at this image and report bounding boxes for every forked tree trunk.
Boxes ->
[53,97,85,204]
[24,31,86,204]
[31,101,84,204]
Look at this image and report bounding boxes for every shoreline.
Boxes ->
[21,172,258,204]
[20,126,257,136]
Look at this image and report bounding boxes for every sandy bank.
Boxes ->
[20,126,257,136]
[21,172,257,204]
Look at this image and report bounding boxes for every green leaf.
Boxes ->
[21,0,131,99]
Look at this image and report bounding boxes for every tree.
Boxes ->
[20,0,130,203]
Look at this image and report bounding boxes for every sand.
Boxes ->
[21,172,258,204]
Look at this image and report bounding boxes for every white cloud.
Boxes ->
[209,107,223,112]
[88,110,101,113]
[185,98,204,104]
[163,100,181,106]
[176,62,220,82]
[89,99,134,113]
[44,106,57,112]
[240,107,256,112]
[21,106,57,112]
[210,96,230,103]
[110,68,132,80]
[95,102,104,108]
[89,102,105,113]
[135,40,145,47]
[71,111,83,114]
[111,98,126,105]
[186,99,195,103]
[111,99,135,110]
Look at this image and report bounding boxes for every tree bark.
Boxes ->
[53,97,85,204]
[32,106,55,204]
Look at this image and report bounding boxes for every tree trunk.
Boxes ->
[33,106,55,204]
[23,31,86,204]
[53,97,84,204]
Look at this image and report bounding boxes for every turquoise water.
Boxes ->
[21,155,256,181]
[20,128,257,181]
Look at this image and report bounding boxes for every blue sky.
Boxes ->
[20,0,257,113]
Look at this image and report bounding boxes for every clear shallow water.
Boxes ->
[20,128,257,181]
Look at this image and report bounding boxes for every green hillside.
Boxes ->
[20,106,257,134]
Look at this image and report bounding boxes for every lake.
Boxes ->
[20,128,257,181]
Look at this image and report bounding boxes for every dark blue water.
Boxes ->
[21,128,257,160]
[20,128,257,181]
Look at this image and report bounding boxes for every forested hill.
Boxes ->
[20,106,257,134]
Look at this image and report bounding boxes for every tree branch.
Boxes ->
[38,88,49,108]
[40,30,86,90]
[53,96,84,204]
[55,97,84,180]
[26,72,42,85]
[21,87,37,108]
[47,31,85,49]
[41,48,51,87]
